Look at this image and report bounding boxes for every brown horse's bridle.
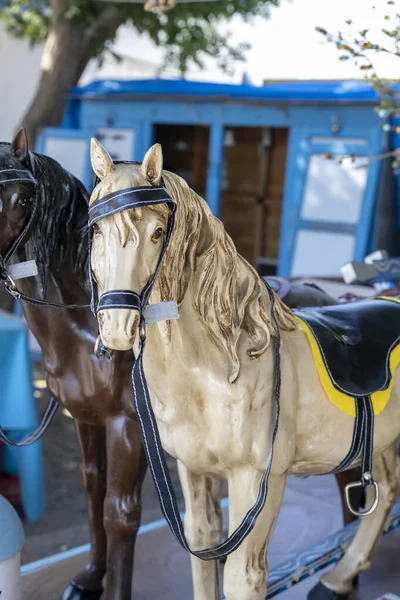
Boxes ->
[0,159,89,310]
[0,162,39,297]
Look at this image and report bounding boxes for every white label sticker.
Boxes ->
[8,260,38,280]
[144,301,179,324]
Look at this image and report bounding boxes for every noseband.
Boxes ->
[88,179,177,355]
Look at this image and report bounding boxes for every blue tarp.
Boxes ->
[69,78,389,103]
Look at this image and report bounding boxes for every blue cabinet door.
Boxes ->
[278,130,385,278]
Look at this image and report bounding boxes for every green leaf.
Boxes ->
[0,0,280,70]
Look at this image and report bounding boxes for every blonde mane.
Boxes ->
[92,165,298,382]
[158,172,298,382]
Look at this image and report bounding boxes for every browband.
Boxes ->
[0,168,37,186]
[88,185,175,227]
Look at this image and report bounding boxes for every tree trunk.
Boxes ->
[20,3,123,145]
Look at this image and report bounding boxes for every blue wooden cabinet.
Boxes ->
[36,79,397,277]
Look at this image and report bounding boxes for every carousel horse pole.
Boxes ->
[88,140,400,600]
[0,129,146,600]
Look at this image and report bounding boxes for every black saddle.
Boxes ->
[263,276,292,299]
[294,298,400,397]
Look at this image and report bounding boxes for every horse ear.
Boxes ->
[90,138,115,180]
[11,127,29,161]
[141,144,163,185]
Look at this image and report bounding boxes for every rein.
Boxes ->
[89,181,283,559]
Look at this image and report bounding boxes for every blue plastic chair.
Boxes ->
[0,310,45,522]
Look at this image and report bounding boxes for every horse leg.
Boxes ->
[102,416,147,600]
[177,461,222,600]
[224,470,286,600]
[308,442,398,600]
[61,422,107,600]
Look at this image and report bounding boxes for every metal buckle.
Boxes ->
[345,474,379,517]
[94,335,113,360]
[3,274,21,299]
[139,318,146,343]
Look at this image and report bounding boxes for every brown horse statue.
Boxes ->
[89,140,400,600]
[0,129,147,600]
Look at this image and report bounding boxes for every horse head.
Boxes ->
[0,128,37,259]
[90,139,169,351]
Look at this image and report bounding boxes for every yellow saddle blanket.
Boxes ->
[295,297,400,417]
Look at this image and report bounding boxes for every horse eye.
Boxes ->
[11,193,30,209]
[152,227,163,242]
[92,223,101,235]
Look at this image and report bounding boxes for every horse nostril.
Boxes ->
[98,311,105,326]
[131,314,139,337]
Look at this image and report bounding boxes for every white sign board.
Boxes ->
[95,128,135,162]
[43,136,88,183]
[291,229,356,277]
[301,154,369,225]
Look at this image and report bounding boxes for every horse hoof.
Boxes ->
[307,582,349,600]
[60,582,103,600]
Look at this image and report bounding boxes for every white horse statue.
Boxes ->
[88,138,400,600]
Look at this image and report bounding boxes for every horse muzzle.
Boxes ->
[97,308,140,351]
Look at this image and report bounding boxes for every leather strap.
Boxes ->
[0,167,37,186]
[130,281,282,560]
[88,185,173,227]
[0,395,58,447]
[0,159,89,310]
[329,395,375,492]
[97,290,141,313]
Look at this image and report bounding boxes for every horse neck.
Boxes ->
[152,217,275,385]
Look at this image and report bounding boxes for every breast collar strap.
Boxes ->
[89,182,177,319]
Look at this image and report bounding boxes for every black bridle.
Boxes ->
[88,182,177,318]
[0,157,89,310]
[0,156,87,448]
[89,180,285,560]
[0,161,39,298]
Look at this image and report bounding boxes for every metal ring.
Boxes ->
[94,335,113,360]
[345,479,379,517]
[4,274,20,298]
[139,319,146,342]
